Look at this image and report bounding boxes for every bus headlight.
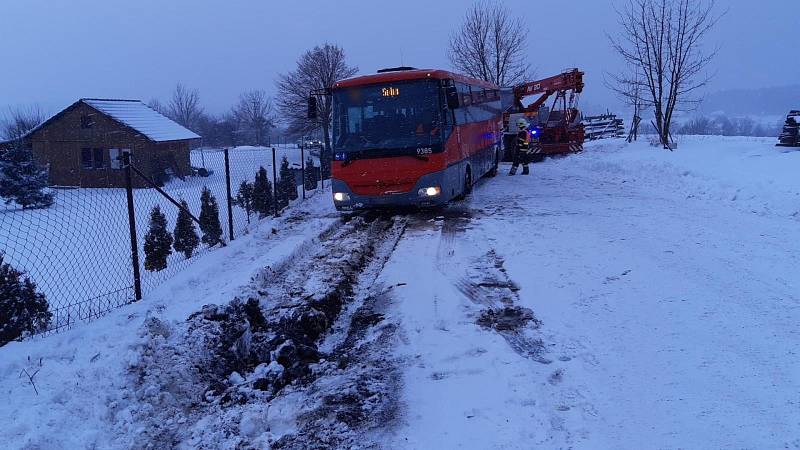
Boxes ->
[418,186,441,197]
[333,192,350,202]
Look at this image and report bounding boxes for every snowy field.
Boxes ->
[0,145,319,328]
[384,136,800,448]
[2,135,799,448]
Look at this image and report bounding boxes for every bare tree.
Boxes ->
[276,43,357,177]
[607,69,645,142]
[147,98,167,115]
[233,90,275,146]
[167,83,204,132]
[447,0,530,86]
[1,105,46,141]
[608,0,721,149]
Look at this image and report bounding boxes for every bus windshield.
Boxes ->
[333,80,443,152]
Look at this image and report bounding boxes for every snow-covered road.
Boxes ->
[381,138,800,448]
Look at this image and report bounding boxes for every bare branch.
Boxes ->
[147,98,166,115]
[276,43,357,177]
[167,83,204,132]
[607,0,720,148]
[448,0,531,86]
[18,367,41,395]
[1,105,46,141]
[233,90,275,146]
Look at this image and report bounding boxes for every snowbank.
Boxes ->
[581,135,800,220]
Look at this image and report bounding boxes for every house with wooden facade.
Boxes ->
[26,99,200,188]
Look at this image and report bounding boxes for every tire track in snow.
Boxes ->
[386,195,571,448]
[115,215,409,449]
[427,202,549,364]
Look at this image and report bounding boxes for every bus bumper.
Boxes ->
[331,171,453,210]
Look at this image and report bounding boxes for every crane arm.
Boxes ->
[513,68,584,111]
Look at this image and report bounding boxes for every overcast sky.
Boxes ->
[1,0,797,116]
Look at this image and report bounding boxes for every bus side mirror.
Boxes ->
[307,96,318,120]
[445,86,460,109]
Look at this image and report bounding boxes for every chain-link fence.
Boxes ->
[0,144,324,337]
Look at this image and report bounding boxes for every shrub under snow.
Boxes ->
[0,253,51,345]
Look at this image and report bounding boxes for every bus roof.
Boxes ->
[333,69,499,90]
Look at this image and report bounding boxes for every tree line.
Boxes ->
[676,114,782,137]
[148,86,281,149]
[147,43,357,180]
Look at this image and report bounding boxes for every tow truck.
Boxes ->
[503,68,585,159]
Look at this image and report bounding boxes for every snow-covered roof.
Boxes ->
[82,99,201,142]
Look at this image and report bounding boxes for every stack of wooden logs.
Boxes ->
[582,113,625,141]
[776,110,799,147]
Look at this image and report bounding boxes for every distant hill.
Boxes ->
[699,85,800,116]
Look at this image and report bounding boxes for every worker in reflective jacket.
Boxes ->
[510,118,535,175]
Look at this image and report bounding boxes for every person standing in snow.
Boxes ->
[510,118,536,175]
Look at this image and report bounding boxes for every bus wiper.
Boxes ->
[408,154,429,162]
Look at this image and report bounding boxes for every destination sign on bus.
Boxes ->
[381,87,400,97]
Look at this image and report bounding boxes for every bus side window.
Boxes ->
[452,83,463,125]
[475,88,486,104]
[451,82,503,126]
[454,82,473,125]
[460,83,473,107]
[471,87,501,123]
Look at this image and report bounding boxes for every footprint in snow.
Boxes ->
[548,369,564,385]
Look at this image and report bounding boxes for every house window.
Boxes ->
[80,114,95,129]
[81,147,106,169]
[93,148,104,169]
[108,148,130,169]
[81,148,93,169]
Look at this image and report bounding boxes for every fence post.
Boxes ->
[301,144,306,200]
[224,148,234,241]
[122,152,142,302]
[272,147,279,217]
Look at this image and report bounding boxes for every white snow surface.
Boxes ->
[382,135,800,448]
[2,135,800,449]
[83,99,200,142]
[0,192,338,449]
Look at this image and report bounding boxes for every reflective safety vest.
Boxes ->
[518,130,543,154]
[517,130,530,152]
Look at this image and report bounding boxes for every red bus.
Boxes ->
[327,67,509,210]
